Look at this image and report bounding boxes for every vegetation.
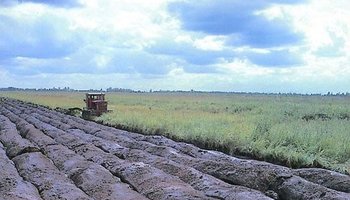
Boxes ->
[1,91,349,174]
[0,91,82,109]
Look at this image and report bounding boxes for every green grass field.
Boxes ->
[1,91,349,174]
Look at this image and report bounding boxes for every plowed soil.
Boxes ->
[0,97,349,200]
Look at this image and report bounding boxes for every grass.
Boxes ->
[1,91,349,174]
[0,91,83,109]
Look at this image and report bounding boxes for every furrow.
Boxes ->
[0,115,40,159]
[2,98,350,200]
[0,113,92,200]
[0,108,149,200]
[0,138,42,200]
[16,98,350,194]
[8,110,214,200]
[66,129,272,200]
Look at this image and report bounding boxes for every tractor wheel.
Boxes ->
[82,110,92,120]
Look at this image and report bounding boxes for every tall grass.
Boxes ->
[1,91,349,173]
[0,91,83,109]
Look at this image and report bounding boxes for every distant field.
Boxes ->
[1,91,349,173]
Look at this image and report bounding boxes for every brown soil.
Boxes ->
[0,97,349,200]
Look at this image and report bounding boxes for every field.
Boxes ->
[1,97,350,200]
[0,91,349,174]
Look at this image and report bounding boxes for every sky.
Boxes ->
[0,0,350,93]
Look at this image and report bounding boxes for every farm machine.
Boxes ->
[58,93,109,119]
[82,93,109,119]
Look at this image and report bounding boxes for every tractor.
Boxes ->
[82,93,109,119]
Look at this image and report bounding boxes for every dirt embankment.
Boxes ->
[0,97,349,200]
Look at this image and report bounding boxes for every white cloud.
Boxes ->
[0,0,350,93]
[289,0,350,51]
[193,36,226,51]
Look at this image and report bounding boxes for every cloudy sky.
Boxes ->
[0,0,349,93]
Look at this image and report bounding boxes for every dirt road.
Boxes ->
[0,98,349,200]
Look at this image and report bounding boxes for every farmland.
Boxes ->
[1,97,350,200]
[0,91,349,174]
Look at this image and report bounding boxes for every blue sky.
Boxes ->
[0,0,349,93]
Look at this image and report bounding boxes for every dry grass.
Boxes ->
[1,91,349,173]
